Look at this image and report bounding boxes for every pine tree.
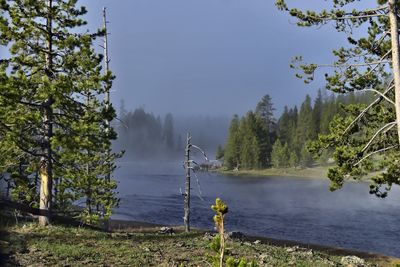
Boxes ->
[249,111,271,167]
[288,151,299,168]
[224,115,241,170]
[276,0,400,196]
[297,95,314,143]
[312,89,323,138]
[255,94,276,131]
[293,95,314,165]
[320,94,336,134]
[0,0,120,225]
[162,113,175,150]
[300,144,314,168]
[271,140,289,168]
[277,106,291,145]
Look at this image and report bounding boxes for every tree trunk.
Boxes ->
[184,133,191,232]
[103,7,111,230]
[39,105,53,226]
[86,163,92,214]
[39,0,54,226]
[39,153,52,226]
[389,0,400,144]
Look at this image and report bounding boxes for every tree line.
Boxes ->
[0,1,121,226]
[115,104,181,158]
[222,91,373,170]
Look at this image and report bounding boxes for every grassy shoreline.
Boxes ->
[214,166,330,179]
[1,220,399,267]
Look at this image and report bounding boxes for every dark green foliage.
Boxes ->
[0,0,121,224]
[276,0,400,196]
[224,115,241,169]
[297,95,314,145]
[222,91,373,170]
[300,144,314,168]
[255,94,276,132]
[312,90,323,137]
[271,140,289,168]
[224,112,270,170]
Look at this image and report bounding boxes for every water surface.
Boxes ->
[114,161,400,257]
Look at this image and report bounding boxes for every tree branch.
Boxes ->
[364,49,392,76]
[295,6,388,23]
[361,122,397,153]
[354,145,398,166]
[317,60,391,69]
[343,82,394,135]
[362,89,395,105]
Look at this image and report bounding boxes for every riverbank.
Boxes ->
[215,166,330,179]
[1,219,399,266]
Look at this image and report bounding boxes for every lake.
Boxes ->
[113,160,400,257]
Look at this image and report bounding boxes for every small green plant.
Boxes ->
[211,198,228,267]
[210,198,258,267]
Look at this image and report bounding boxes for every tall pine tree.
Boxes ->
[224,115,241,170]
[0,0,120,225]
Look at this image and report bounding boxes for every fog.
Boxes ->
[114,107,230,160]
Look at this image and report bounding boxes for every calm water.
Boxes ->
[113,161,400,257]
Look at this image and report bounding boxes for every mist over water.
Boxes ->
[113,111,230,159]
[113,160,400,257]
[111,109,400,257]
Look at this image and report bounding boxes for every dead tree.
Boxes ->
[184,133,191,232]
[103,6,111,182]
[183,132,208,232]
[102,6,111,230]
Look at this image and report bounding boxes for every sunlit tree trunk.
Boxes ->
[39,0,54,226]
[389,0,400,144]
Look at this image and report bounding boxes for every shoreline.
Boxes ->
[109,219,399,264]
[2,207,399,266]
[212,166,379,184]
[213,166,330,179]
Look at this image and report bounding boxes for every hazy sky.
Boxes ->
[3,1,373,117]
[81,0,340,117]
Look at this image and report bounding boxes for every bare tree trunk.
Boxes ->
[103,7,111,181]
[103,7,111,230]
[389,0,400,144]
[184,133,191,232]
[39,0,54,226]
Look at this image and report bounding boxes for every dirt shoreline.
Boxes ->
[109,219,400,264]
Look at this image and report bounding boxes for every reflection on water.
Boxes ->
[113,161,400,257]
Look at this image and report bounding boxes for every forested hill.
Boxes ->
[220,90,373,170]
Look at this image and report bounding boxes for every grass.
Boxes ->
[216,166,330,179]
[1,222,398,267]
